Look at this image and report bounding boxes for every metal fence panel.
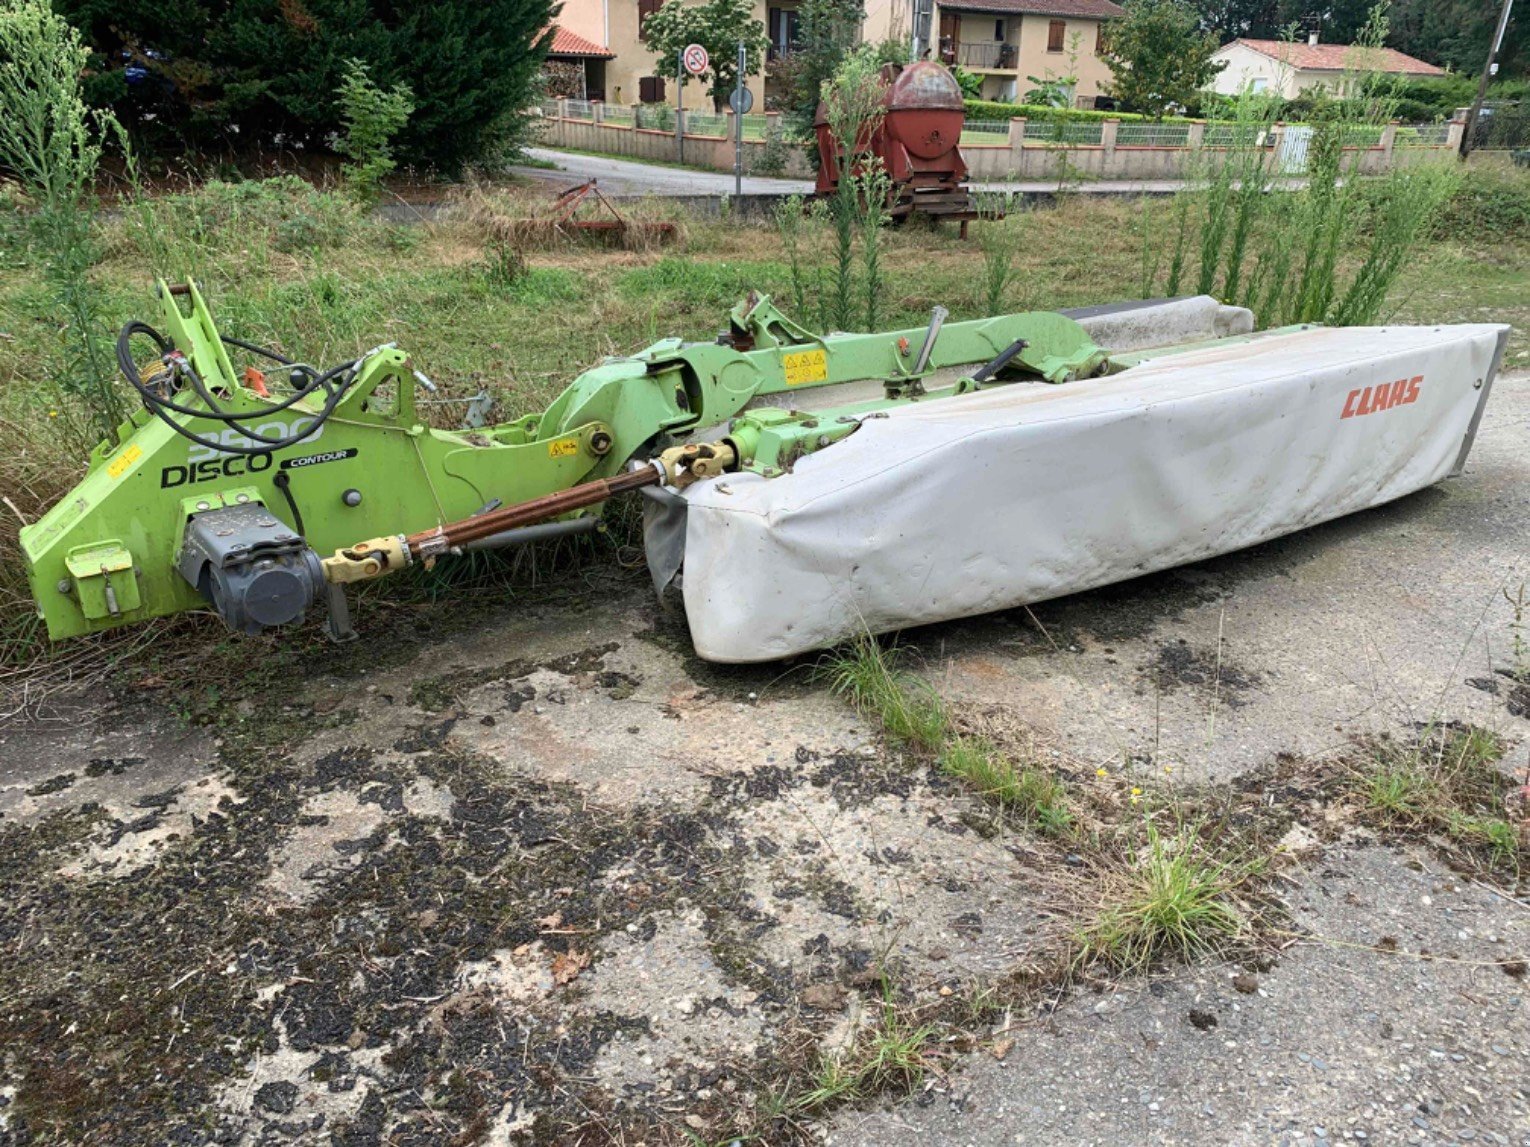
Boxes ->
[1116,122,1191,147]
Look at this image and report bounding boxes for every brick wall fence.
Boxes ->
[533,99,1466,182]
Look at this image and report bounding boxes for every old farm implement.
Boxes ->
[20,283,1509,661]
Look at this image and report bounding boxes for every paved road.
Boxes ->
[512,147,1197,198]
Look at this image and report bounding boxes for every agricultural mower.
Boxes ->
[19,281,1509,662]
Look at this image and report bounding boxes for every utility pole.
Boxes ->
[1461,0,1515,157]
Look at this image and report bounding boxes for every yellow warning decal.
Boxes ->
[107,444,143,479]
[547,437,580,459]
[783,348,829,387]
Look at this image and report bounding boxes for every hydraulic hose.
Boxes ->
[116,320,359,456]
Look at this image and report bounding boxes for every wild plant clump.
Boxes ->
[1353,725,1527,875]
[1141,2,1460,329]
[335,59,415,204]
[0,0,129,443]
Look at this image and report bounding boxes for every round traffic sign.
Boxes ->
[728,85,754,114]
[683,43,709,76]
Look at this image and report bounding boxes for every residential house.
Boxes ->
[865,0,1124,105]
[548,0,1121,112]
[1207,35,1445,99]
[550,0,788,109]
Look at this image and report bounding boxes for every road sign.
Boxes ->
[728,85,754,115]
[683,43,709,76]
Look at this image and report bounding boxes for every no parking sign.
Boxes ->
[682,43,709,76]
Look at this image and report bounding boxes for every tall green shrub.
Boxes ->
[336,59,413,203]
[0,0,126,443]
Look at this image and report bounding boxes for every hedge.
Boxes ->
[963,100,1198,124]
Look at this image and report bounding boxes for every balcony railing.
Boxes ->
[955,42,1017,69]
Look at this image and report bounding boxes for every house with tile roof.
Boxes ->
[1207,35,1446,99]
[549,0,1124,111]
[864,0,1125,105]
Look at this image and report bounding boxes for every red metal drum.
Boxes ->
[813,61,974,223]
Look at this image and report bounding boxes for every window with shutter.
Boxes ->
[1047,19,1065,51]
[639,75,666,103]
[638,0,661,42]
[1096,22,1104,54]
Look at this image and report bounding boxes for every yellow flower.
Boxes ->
[1095,767,1108,777]
[48,410,58,418]
[1163,765,1173,774]
[1131,787,1142,796]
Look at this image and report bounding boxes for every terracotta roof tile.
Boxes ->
[547,25,615,59]
[1230,38,1444,75]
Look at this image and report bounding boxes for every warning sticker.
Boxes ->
[107,444,143,480]
[783,348,829,387]
[547,437,580,458]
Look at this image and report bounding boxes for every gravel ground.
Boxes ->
[0,373,1524,1145]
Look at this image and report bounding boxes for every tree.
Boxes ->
[1185,0,1280,41]
[775,0,864,132]
[53,0,557,172]
[1103,0,1226,118]
[643,0,770,112]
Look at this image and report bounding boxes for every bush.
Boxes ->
[963,98,1195,125]
[336,60,413,203]
[1432,162,1530,242]
[55,0,555,173]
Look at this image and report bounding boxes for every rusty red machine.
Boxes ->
[813,60,980,226]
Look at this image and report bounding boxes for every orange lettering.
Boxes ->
[1404,374,1422,404]
[1341,389,1362,419]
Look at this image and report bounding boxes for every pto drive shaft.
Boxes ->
[320,442,736,586]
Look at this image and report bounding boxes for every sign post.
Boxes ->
[734,43,745,196]
[680,43,709,165]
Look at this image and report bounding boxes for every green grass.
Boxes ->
[939,736,1071,833]
[816,634,950,752]
[1077,820,1259,974]
[789,982,937,1113]
[1353,726,1525,875]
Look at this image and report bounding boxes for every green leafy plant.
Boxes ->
[1352,726,1524,875]
[791,978,936,1111]
[821,45,890,331]
[0,0,128,444]
[336,59,415,203]
[974,191,1026,315]
[1101,0,1225,119]
[939,736,1072,832]
[818,634,949,751]
[776,0,866,135]
[642,0,769,112]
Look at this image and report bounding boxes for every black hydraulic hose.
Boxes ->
[116,321,358,456]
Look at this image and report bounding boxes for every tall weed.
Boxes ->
[0,0,127,443]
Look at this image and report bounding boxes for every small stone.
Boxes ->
[684,1115,706,1131]
[1233,974,1259,995]
[1457,1131,1476,1141]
